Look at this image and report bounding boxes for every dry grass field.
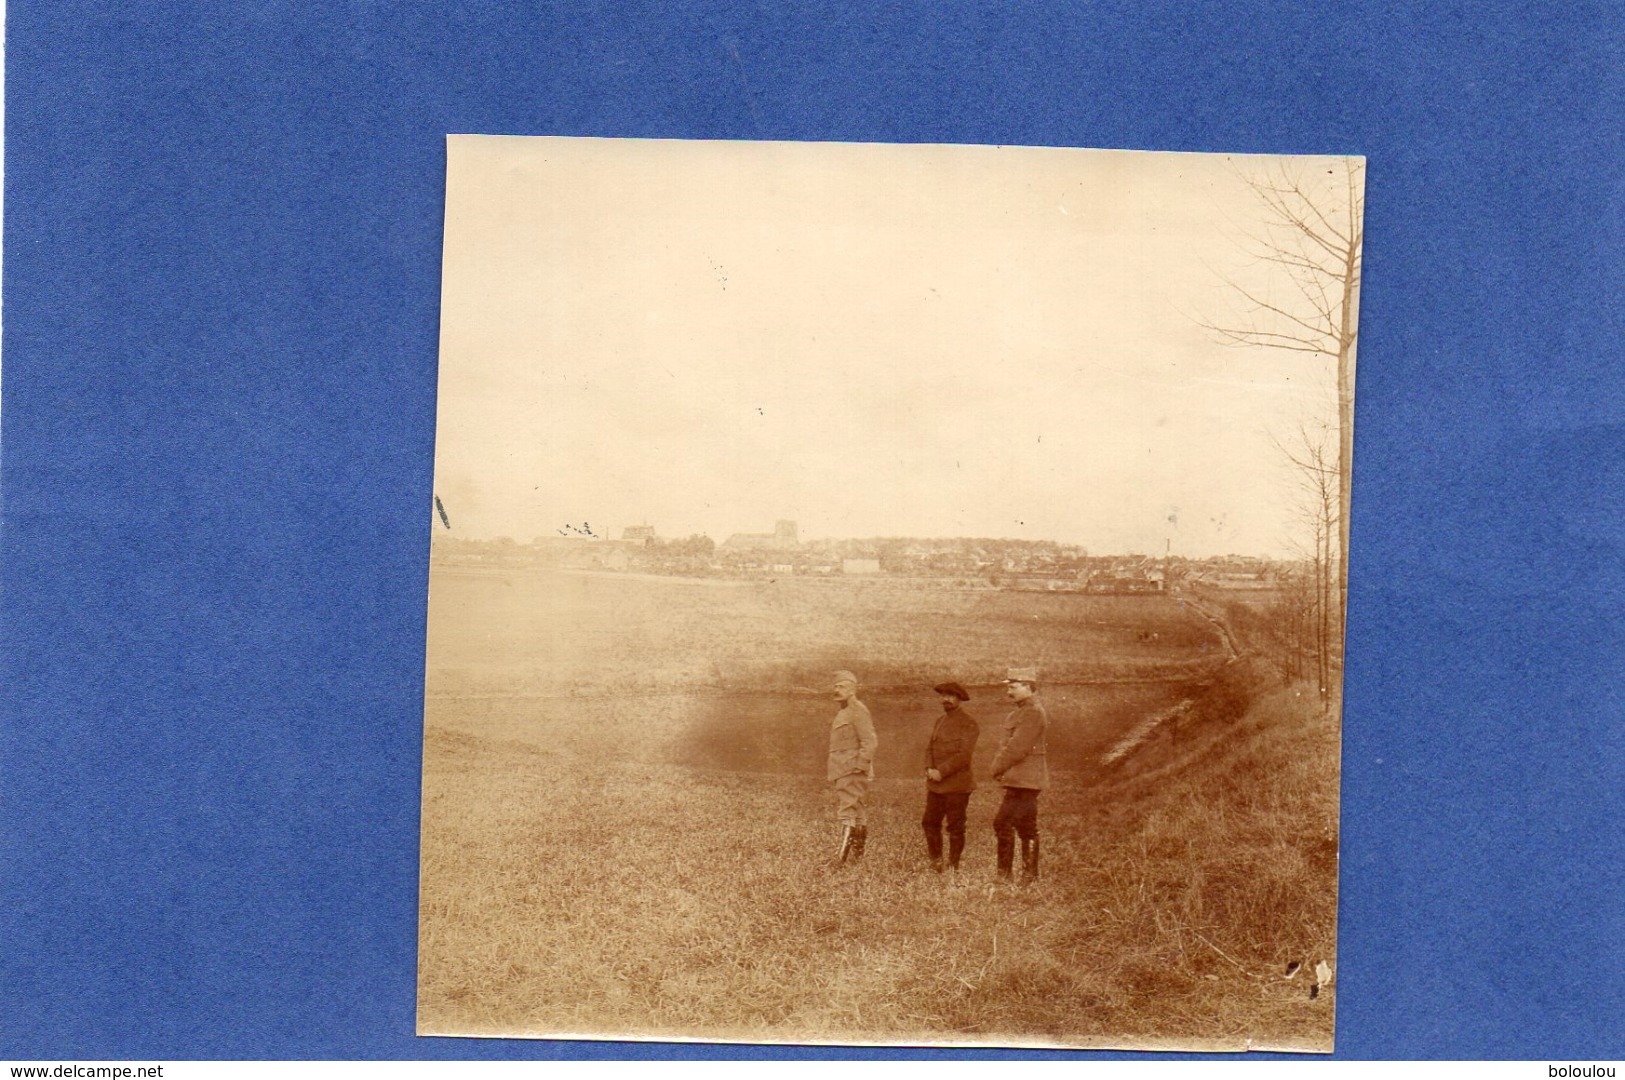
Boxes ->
[424,568,1223,697]
[417,568,1339,1049]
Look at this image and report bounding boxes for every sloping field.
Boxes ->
[417,680,1339,1048]
[424,567,1226,697]
[417,566,1337,1048]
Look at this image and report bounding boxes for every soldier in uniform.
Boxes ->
[989,666,1049,883]
[828,670,878,863]
[921,681,979,873]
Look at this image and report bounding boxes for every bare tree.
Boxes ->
[1205,159,1364,632]
[1276,420,1341,712]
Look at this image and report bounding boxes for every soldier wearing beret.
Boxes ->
[990,666,1049,884]
[921,681,979,873]
[828,670,878,863]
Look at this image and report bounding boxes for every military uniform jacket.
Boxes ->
[990,697,1049,790]
[924,708,979,793]
[827,699,878,781]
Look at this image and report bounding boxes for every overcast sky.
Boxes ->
[433,137,1356,557]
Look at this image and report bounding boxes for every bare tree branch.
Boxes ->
[1209,328,1336,355]
[1201,158,1364,712]
[1250,180,1351,260]
[1281,172,1353,248]
[1227,281,1340,344]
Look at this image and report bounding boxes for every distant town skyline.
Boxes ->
[433,138,1351,559]
[434,515,1302,562]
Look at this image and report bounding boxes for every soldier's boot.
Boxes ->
[1020,837,1040,884]
[836,824,856,864]
[996,833,1015,881]
[946,831,965,873]
[924,825,944,872]
[850,825,867,862]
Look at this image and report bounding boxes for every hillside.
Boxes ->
[1063,669,1343,1045]
[424,566,1227,697]
[419,663,1341,1048]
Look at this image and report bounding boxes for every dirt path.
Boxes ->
[1096,594,1243,770]
[1179,592,1241,662]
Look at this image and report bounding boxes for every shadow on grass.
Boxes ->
[669,684,1196,784]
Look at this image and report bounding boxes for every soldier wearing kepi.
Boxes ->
[922,681,979,874]
[990,666,1049,884]
[828,670,878,863]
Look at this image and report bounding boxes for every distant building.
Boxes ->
[1005,575,1085,593]
[722,519,800,552]
[622,525,657,544]
[595,546,632,570]
[534,536,637,570]
[1085,575,1163,594]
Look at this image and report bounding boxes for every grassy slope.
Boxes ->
[418,676,1340,1048]
[424,568,1226,696]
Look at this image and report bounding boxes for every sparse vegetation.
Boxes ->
[418,569,1338,1049]
[425,568,1225,699]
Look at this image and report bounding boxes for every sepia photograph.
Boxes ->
[417,135,1362,1050]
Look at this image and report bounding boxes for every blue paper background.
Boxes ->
[2,1,1621,1061]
